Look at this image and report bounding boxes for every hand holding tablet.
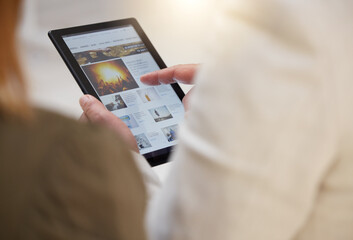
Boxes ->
[49,18,185,166]
[79,94,139,153]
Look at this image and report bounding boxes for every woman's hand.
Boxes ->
[141,64,198,111]
[79,95,139,152]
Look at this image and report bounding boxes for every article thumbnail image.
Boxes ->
[105,94,127,111]
[135,133,152,150]
[162,124,178,142]
[120,114,139,129]
[82,59,139,96]
[148,106,173,122]
[137,87,160,103]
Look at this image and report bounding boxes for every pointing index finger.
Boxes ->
[140,64,198,86]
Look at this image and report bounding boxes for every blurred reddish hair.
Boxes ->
[0,0,31,119]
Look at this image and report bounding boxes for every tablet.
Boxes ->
[49,18,185,166]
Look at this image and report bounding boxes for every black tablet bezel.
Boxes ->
[48,18,184,167]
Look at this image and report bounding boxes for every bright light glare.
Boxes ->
[169,0,214,11]
[182,0,203,6]
[94,63,125,83]
[101,68,121,82]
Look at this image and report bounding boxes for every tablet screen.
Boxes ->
[62,25,184,155]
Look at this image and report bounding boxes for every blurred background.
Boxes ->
[18,0,218,118]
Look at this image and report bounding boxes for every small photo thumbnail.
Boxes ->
[135,133,152,150]
[162,124,178,142]
[148,106,173,123]
[82,58,139,96]
[137,87,160,103]
[120,114,139,129]
[105,94,127,111]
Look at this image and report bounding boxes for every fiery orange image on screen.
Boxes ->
[82,59,139,96]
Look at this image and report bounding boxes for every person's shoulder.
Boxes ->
[34,106,145,175]
[34,108,99,136]
[3,109,147,240]
[33,108,129,159]
[34,108,115,143]
[0,107,137,182]
[30,108,142,197]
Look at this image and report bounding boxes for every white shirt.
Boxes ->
[141,1,353,239]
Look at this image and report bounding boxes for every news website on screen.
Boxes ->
[63,25,184,154]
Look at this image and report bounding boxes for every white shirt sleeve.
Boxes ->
[131,152,162,199]
[147,1,339,240]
